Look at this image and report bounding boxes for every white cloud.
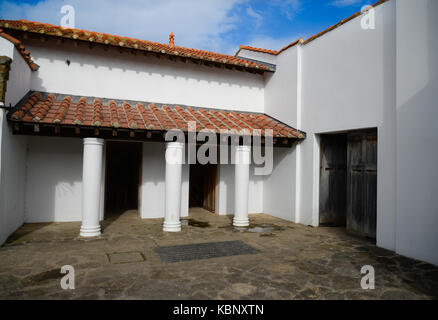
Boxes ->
[246,6,263,27]
[245,27,315,53]
[270,0,301,21]
[0,0,245,53]
[330,0,362,7]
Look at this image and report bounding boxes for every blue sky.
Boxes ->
[0,0,375,54]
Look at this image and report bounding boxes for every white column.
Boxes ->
[234,145,251,227]
[164,141,184,232]
[80,138,104,237]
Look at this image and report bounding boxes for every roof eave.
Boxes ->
[0,28,39,72]
[0,20,270,74]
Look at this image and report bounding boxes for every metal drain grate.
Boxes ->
[154,240,259,263]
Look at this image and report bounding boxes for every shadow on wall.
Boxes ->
[0,120,27,244]
[263,146,296,221]
[217,165,264,215]
[30,69,44,98]
[394,0,438,265]
[24,136,83,223]
[140,141,170,219]
[221,164,235,215]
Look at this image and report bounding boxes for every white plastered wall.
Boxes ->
[0,39,31,244]
[299,1,396,235]
[25,137,82,222]
[23,39,264,113]
[266,0,438,265]
[262,146,297,221]
[262,43,301,223]
[24,136,105,223]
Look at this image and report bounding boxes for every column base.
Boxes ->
[80,225,101,237]
[163,221,181,232]
[233,217,250,227]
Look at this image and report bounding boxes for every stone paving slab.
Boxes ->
[0,208,437,300]
[107,251,146,264]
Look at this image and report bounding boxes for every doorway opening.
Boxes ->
[319,129,377,240]
[189,163,218,213]
[105,141,142,217]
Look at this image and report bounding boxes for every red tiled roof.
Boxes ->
[0,19,270,73]
[9,92,305,139]
[236,0,388,56]
[236,39,303,57]
[0,28,39,71]
[237,45,279,56]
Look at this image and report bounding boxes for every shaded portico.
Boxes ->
[7,91,305,236]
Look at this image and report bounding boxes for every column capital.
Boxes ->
[166,141,185,149]
[83,137,104,146]
[235,144,251,165]
[235,144,251,152]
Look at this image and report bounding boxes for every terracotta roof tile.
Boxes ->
[237,45,279,55]
[0,19,270,73]
[0,28,39,71]
[53,96,71,123]
[9,92,305,139]
[73,97,86,125]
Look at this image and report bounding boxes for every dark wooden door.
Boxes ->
[105,142,141,214]
[346,130,377,239]
[203,164,218,213]
[319,134,348,226]
[189,164,217,213]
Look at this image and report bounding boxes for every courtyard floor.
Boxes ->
[0,208,437,300]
